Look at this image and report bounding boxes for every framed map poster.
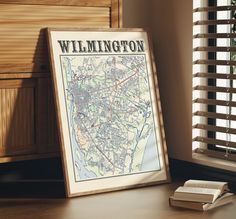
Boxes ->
[47,28,170,197]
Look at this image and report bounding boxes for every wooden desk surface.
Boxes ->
[0,182,235,219]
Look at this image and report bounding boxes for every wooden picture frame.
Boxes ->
[47,28,170,197]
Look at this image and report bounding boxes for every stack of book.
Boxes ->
[169,180,234,211]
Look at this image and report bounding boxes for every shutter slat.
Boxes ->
[193,98,236,107]
[193,72,236,79]
[193,111,236,121]
[193,6,236,12]
[194,47,236,52]
[193,123,236,135]
[193,33,236,38]
[194,59,236,66]
[194,20,236,25]
[193,136,236,149]
[193,85,236,93]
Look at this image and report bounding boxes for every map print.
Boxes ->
[60,54,161,182]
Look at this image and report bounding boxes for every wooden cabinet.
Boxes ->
[0,0,122,163]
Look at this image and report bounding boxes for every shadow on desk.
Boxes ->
[0,182,235,219]
[0,181,65,198]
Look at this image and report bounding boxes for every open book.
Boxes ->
[169,192,234,211]
[171,179,229,203]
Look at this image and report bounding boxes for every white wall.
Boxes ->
[123,0,193,162]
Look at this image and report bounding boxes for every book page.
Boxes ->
[184,180,228,191]
[174,186,221,203]
[175,186,221,195]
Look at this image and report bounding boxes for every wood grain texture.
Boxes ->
[0,63,49,73]
[0,79,36,156]
[0,73,49,79]
[0,4,110,73]
[0,0,111,7]
[0,0,122,162]
[111,0,122,27]
[0,78,59,158]
[0,182,235,219]
[0,152,59,163]
[0,79,35,89]
[47,83,60,149]
[36,78,59,154]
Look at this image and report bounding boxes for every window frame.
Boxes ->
[193,0,236,162]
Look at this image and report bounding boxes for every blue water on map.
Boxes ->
[68,96,96,181]
[64,57,96,181]
[141,129,161,171]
